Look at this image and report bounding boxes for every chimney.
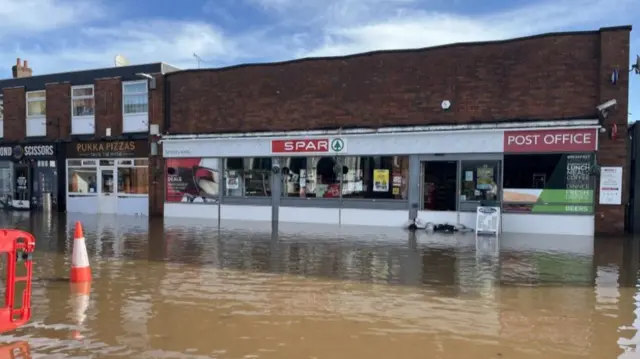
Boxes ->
[11,58,32,78]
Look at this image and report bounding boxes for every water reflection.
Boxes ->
[0,213,638,357]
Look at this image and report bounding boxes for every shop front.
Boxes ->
[66,139,149,215]
[161,121,600,236]
[0,142,59,210]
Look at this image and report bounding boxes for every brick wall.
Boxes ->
[594,28,631,234]
[2,87,26,140]
[166,31,607,134]
[45,82,71,140]
[1,77,126,141]
[94,77,123,138]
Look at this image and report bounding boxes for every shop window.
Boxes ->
[117,160,149,195]
[26,90,46,117]
[68,167,98,195]
[123,81,148,114]
[280,156,408,199]
[459,160,501,211]
[502,153,594,214]
[280,156,339,198]
[0,162,11,204]
[165,158,221,203]
[224,157,272,197]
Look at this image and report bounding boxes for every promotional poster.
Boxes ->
[166,158,220,203]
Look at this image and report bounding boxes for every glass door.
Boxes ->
[421,161,458,211]
[98,166,117,214]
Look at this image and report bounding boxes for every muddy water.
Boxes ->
[0,212,638,358]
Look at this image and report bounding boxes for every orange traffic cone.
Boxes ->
[70,281,91,340]
[70,221,91,283]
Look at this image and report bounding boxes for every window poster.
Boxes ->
[599,166,622,205]
[165,158,220,203]
[373,169,390,192]
[503,154,594,213]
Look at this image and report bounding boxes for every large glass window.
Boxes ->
[0,96,4,122]
[166,158,221,203]
[280,156,408,199]
[117,159,149,195]
[459,160,501,211]
[123,81,148,114]
[67,160,97,195]
[0,162,11,204]
[26,90,46,117]
[71,85,95,117]
[224,157,272,197]
[502,153,594,214]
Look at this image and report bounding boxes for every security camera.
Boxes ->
[597,99,617,124]
[597,99,617,113]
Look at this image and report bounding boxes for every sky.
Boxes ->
[0,0,638,122]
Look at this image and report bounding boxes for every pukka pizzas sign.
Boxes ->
[271,138,347,154]
[504,128,597,153]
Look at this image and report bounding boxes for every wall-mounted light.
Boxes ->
[135,73,156,90]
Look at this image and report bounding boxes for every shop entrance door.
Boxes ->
[98,166,117,214]
[421,161,458,211]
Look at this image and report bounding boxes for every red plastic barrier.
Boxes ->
[0,230,35,334]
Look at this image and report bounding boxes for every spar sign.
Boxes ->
[271,138,347,154]
[504,128,597,153]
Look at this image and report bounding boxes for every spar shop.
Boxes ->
[160,120,610,236]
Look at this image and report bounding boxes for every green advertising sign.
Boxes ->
[535,189,594,204]
[531,204,593,214]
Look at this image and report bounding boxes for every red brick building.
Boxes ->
[156,26,632,236]
[0,60,177,213]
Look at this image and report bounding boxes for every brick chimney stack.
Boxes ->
[12,58,33,78]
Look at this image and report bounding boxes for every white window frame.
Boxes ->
[71,85,95,118]
[122,80,148,115]
[26,90,46,118]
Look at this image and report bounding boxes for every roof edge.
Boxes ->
[166,25,633,77]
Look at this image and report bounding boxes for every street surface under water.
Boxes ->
[0,212,639,358]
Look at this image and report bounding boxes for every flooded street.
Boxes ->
[0,212,639,358]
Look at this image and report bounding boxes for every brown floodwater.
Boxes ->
[0,211,638,358]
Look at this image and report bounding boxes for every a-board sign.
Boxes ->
[476,206,501,236]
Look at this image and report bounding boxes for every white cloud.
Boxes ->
[0,0,637,78]
[283,0,638,58]
[0,0,106,38]
[0,19,237,75]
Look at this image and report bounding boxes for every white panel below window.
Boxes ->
[0,120,4,138]
[72,116,95,135]
[26,117,46,137]
[123,113,148,133]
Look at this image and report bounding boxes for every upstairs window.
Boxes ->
[72,85,95,117]
[123,81,148,114]
[26,90,46,117]
[0,96,3,121]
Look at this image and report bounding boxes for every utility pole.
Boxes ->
[193,53,203,69]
